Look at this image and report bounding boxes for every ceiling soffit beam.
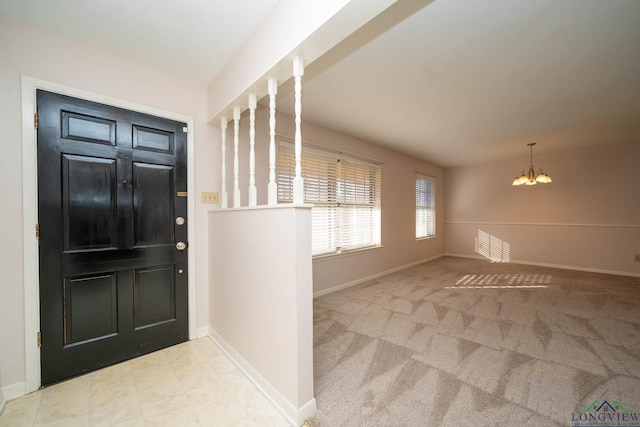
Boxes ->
[207,0,398,124]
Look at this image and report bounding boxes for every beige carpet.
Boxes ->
[310,256,640,426]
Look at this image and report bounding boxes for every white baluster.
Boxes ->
[220,116,228,209]
[268,77,278,205]
[293,56,304,204]
[233,106,241,208]
[248,93,257,206]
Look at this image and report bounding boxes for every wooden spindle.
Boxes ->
[293,56,304,204]
[268,77,278,205]
[220,116,228,209]
[233,106,241,208]
[248,93,257,206]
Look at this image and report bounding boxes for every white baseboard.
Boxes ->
[207,327,316,427]
[195,326,209,339]
[313,254,445,298]
[445,253,640,278]
[2,382,26,403]
[297,398,317,424]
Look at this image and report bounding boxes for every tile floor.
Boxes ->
[0,338,290,427]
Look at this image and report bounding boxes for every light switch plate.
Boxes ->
[201,192,218,204]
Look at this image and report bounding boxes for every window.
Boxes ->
[416,174,435,238]
[278,141,381,256]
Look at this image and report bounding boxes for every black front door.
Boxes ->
[37,90,188,385]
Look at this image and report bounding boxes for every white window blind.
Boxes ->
[416,174,435,239]
[278,141,381,256]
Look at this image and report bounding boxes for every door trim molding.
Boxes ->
[21,75,197,393]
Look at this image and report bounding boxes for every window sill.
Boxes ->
[312,245,383,263]
[415,235,436,241]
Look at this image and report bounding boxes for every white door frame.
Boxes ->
[21,76,197,393]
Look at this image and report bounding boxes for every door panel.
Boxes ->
[133,125,173,153]
[64,273,118,345]
[37,90,188,385]
[61,111,116,146]
[62,154,117,251]
[134,265,176,329]
[132,162,174,246]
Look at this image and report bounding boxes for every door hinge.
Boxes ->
[36,223,40,239]
[182,126,188,133]
[34,113,39,129]
[37,331,42,348]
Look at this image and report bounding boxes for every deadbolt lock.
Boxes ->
[176,242,187,251]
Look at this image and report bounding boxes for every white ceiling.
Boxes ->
[0,0,280,85]
[2,0,639,167]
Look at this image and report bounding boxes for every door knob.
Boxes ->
[176,242,187,251]
[175,217,185,225]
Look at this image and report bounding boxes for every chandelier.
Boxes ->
[512,143,552,186]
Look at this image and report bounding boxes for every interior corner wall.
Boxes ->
[444,142,640,276]
[222,107,446,294]
[0,16,219,391]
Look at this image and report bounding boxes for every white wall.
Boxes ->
[0,16,218,391]
[222,107,446,294]
[208,206,315,425]
[445,142,640,276]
